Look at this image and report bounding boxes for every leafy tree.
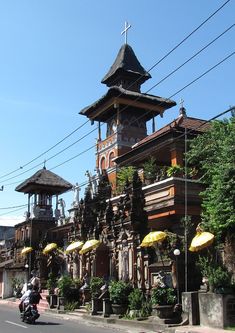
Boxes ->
[187,117,235,239]
[116,166,135,193]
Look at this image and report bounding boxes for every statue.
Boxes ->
[72,183,80,207]
[121,239,129,281]
[58,198,66,218]
[85,170,98,197]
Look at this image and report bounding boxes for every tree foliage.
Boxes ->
[116,166,135,193]
[187,117,235,239]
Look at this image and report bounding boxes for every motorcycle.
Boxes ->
[20,303,40,324]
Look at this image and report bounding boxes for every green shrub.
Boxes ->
[128,288,144,310]
[57,275,74,298]
[151,287,176,306]
[166,164,183,177]
[109,280,133,305]
[46,273,57,294]
[208,266,231,290]
[64,301,79,311]
[90,277,104,298]
[117,166,135,193]
[197,256,231,291]
[143,157,157,180]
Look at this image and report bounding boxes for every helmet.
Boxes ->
[27,283,33,290]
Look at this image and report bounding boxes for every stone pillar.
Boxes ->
[102,298,112,317]
[182,291,200,325]
[198,292,235,328]
[91,298,98,315]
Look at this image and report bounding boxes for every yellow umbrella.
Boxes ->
[43,243,57,255]
[79,239,100,254]
[21,247,33,255]
[65,241,84,254]
[189,231,215,252]
[140,231,167,247]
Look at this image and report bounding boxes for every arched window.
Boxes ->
[109,151,115,168]
[100,156,106,170]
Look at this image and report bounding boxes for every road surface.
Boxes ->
[0,304,128,333]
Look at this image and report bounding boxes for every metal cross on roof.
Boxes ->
[179,98,184,108]
[121,21,131,44]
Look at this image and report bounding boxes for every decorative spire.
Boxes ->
[179,98,187,118]
[121,21,131,44]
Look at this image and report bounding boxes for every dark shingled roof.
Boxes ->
[15,168,73,194]
[101,44,151,87]
[79,86,176,121]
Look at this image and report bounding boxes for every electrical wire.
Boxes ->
[0,206,28,216]
[1,105,233,214]
[1,24,233,186]
[0,0,231,182]
[48,52,235,173]
[0,204,28,210]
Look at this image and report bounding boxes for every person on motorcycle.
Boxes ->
[29,285,42,305]
[19,283,33,313]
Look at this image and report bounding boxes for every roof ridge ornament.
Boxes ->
[121,21,131,44]
[179,98,187,118]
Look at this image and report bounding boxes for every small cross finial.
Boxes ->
[121,21,131,44]
[179,98,184,108]
[43,160,46,169]
[179,98,187,117]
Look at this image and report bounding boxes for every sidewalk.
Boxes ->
[0,297,234,333]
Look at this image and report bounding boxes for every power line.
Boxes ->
[147,0,231,73]
[0,204,27,210]
[0,0,231,183]
[68,105,235,192]
[2,24,233,187]
[49,51,235,172]
[0,206,28,217]
[1,106,233,214]
[0,119,90,180]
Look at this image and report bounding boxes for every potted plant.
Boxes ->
[46,272,57,294]
[90,277,105,314]
[151,286,176,319]
[143,157,157,184]
[90,277,104,298]
[57,275,74,298]
[46,273,58,308]
[109,280,132,315]
[166,164,183,178]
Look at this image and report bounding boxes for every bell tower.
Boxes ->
[80,40,176,190]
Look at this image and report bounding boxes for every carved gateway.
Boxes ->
[68,170,151,290]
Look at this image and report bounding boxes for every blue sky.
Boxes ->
[0,0,234,219]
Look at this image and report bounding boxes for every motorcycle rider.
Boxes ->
[19,284,41,322]
[19,283,33,313]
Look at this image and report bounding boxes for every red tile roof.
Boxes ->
[133,115,210,148]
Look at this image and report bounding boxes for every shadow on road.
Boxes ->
[33,321,62,325]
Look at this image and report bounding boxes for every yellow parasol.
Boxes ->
[21,247,33,255]
[43,243,57,255]
[189,231,215,252]
[140,231,167,247]
[65,241,84,254]
[79,239,101,254]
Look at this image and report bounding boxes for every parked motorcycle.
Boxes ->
[20,303,40,324]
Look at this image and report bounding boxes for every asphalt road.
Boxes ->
[0,305,128,333]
